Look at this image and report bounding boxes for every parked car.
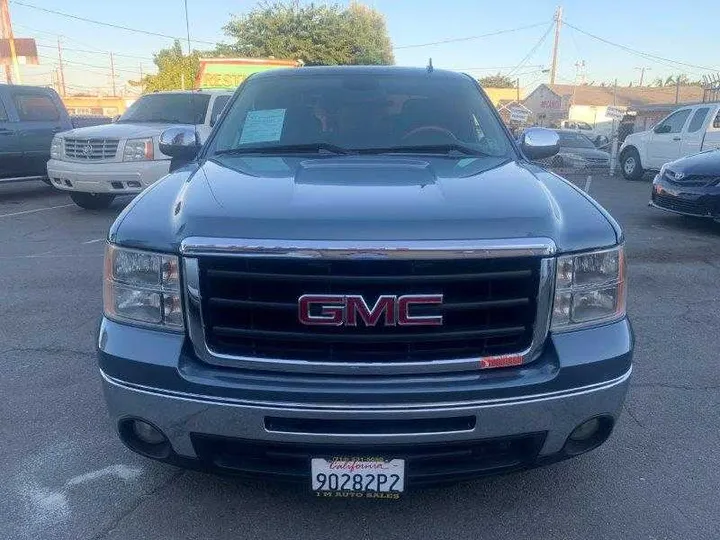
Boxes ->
[620,103,720,180]
[0,84,73,184]
[47,89,233,209]
[559,119,608,146]
[649,149,720,220]
[549,129,610,169]
[98,66,632,494]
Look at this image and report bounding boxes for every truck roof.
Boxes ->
[148,89,233,96]
[249,65,471,81]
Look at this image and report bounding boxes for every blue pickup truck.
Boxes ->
[0,84,73,183]
[98,67,633,495]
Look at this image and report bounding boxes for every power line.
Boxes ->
[10,0,216,46]
[564,21,719,72]
[60,58,139,75]
[459,64,544,72]
[507,23,554,77]
[35,43,153,62]
[393,22,548,50]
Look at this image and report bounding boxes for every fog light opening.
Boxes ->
[563,416,614,456]
[118,418,171,459]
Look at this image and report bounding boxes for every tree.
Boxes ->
[477,73,516,88]
[219,1,394,66]
[130,41,201,92]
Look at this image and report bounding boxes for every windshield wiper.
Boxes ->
[360,144,490,157]
[214,143,353,156]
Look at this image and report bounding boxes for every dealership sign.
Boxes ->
[195,58,300,89]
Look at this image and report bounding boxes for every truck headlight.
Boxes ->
[51,136,64,159]
[123,138,155,161]
[103,244,183,331]
[551,245,626,331]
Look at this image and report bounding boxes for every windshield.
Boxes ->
[118,93,210,124]
[208,72,512,157]
[556,131,595,149]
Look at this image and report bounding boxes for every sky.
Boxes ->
[7,0,720,96]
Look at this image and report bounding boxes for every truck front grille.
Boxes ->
[64,138,119,160]
[197,256,541,363]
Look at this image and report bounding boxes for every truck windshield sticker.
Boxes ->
[239,108,286,144]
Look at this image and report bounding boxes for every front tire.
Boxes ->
[70,192,115,210]
[620,148,644,180]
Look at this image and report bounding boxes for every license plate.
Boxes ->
[311,457,405,499]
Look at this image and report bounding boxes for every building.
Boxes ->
[523,83,705,133]
[61,95,135,117]
[481,87,524,108]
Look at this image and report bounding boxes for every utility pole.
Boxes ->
[675,75,681,104]
[57,38,66,96]
[184,0,192,55]
[549,6,563,85]
[139,62,144,93]
[516,78,520,102]
[110,52,117,97]
[635,66,651,87]
[0,0,21,84]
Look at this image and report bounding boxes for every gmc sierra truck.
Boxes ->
[99,67,633,495]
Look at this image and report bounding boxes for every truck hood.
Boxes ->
[110,155,620,254]
[62,122,183,139]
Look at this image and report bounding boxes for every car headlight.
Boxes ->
[551,245,626,331]
[51,136,64,159]
[103,244,183,331]
[123,138,155,161]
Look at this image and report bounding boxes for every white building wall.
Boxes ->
[568,105,614,135]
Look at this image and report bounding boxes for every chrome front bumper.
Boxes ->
[101,367,631,460]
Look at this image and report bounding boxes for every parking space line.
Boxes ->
[82,238,105,244]
[0,204,74,218]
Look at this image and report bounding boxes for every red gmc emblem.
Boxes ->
[298,294,444,327]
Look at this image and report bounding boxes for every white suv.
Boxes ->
[47,89,232,209]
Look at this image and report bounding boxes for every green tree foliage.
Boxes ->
[219,1,394,66]
[131,41,201,92]
[477,73,517,88]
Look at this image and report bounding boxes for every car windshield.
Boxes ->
[556,131,595,149]
[208,72,512,157]
[118,93,210,124]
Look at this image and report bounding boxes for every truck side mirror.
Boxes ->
[159,127,201,160]
[520,128,560,160]
[160,127,201,172]
[654,124,671,134]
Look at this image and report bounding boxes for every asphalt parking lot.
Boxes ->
[1,174,719,540]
